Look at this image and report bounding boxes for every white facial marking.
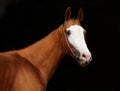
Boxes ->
[66,25,91,63]
[67,25,87,52]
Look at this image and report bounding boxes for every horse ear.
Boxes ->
[77,8,84,22]
[65,7,71,21]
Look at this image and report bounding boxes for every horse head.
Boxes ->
[62,7,92,66]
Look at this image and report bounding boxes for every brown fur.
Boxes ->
[0,52,46,91]
[0,7,85,91]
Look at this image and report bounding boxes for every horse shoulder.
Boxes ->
[0,53,46,91]
[0,53,20,91]
[12,53,46,91]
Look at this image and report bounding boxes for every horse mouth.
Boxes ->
[76,56,92,67]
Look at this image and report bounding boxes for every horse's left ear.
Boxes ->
[77,8,84,22]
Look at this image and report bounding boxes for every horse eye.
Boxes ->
[66,30,71,36]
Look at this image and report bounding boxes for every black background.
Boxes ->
[0,0,120,91]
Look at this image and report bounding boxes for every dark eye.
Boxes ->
[66,30,71,36]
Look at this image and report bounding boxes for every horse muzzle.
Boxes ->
[76,52,92,67]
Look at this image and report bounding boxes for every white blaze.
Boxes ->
[66,25,90,59]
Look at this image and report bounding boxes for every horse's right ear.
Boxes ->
[77,8,84,22]
[65,7,71,21]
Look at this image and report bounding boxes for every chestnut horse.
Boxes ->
[0,7,92,91]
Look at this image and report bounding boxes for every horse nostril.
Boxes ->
[82,53,86,59]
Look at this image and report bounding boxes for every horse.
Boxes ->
[0,7,92,91]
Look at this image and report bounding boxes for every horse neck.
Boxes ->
[17,25,65,81]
